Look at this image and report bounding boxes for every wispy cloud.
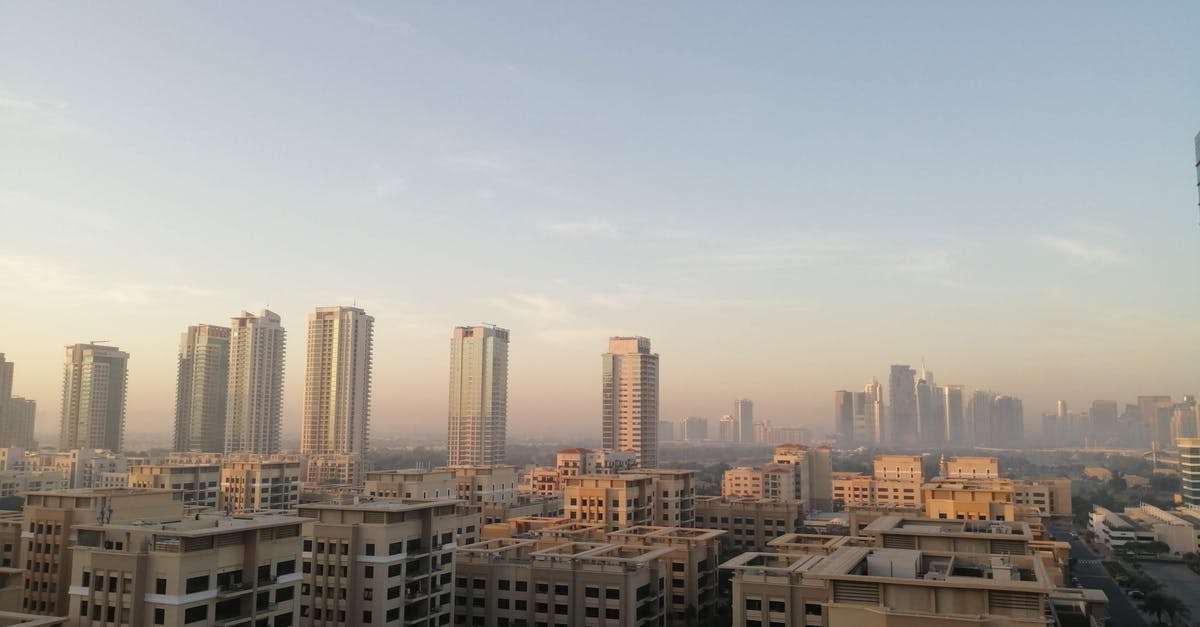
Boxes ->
[0,93,90,137]
[1033,235,1125,267]
[486,293,573,324]
[0,255,218,305]
[350,9,414,34]
[701,232,862,269]
[538,221,617,236]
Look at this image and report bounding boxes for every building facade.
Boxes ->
[173,324,231,453]
[59,344,129,452]
[225,310,286,455]
[301,307,373,481]
[447,325,510,466]
[601,337,659,469]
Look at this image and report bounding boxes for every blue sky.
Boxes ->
[1,2,1197,440]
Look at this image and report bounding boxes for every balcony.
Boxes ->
[217,582,252,598]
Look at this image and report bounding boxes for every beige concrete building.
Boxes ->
[564,475,655,532]
[296,499,478,627]
[831,455,925,510]
[1,397,36,450]
[363,469,456,500]
[59,344,129,453]
[173,324,231,454]
[604,526,724,623]
[638,469,696,527]
[1013,478,1073,517]
[601,337,659,469]
[302,453,365,489]
[21,488,185,616]
[923,478,1018,521]
[224,310,286,455]
[300,306,373,473]
[766,533,870,556]
[861,516,1036,555]
[941,455,1000,478]
[454,538,671,627]
[222,459,301,512]
[447,325,510,467]
[722,465,796,501]
[66,511,303,626]
[127,464,222,509]
[444,465,519,505]
[694,496,804,552]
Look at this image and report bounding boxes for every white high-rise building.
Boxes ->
[447,325,510,466]
[734,398,754,443]
[59,343,129,451]
[224,310,286,454]
[173,324,231,453]
[301,306,374,456]
[601,336,659,469]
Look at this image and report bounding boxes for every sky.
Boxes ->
[1,2,1198,442]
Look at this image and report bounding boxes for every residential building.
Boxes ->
[303,453,365,489]
[127,463,221,509]
[59,343,129,452]
[1013,478,1073,518]
[638,469,696,527]
[601,526,725,624]
[221,459,301,512]
[915,369,944,446]
[944,384,966,446]
[722,465,796,501]
[173,324,231,453]
[454,538,670,627]
[301,307,374,478]
[296,498,476,627]
[444,465,520,505]
[853,380,883,446]
[1180,437,1200,505]
[1140,395,1175,451]
[887,365,917,446]
[225,310,286,455]
[1,398,36,449]
[923,478,1016,521]
[860,516,1036,555]
[941,456,999,479]
[20,488,184,616]
[66,511,303,626]
[0,355,10,431]
[563,475,655,532]
[734,399,754,443]
[363,469,456,500]
[694,496,804,552]
[447,325,510,466]
[768,444,832,510]
[718,415,736,442]
[601,337,659,469]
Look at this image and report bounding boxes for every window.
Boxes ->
[499,579,511,591]
[154,608,165,625]
[554,584,567,595]
[365,543,375,556]
[277,560,295,576]
[516,581,528,592]
[364,588,373,601]
[585,607,598,617]
[804,603,822,616]
[276,586,294,602]
[745,598,762,611]
[605,588,619,600]
[585,586,599,598]
[536,583,549,594]
[184,605,209,623]
[364,566,374,579]
[605,608,619,619]
[769,600,785,612]
[185,575,209,594]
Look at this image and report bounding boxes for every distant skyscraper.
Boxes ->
[965,390,993,447]
[447,325,510,466]
[225,310,286,454]
[992,395,1025,448]
[888,365,917,446]
[1089,400,1118,433]
[1182,437,1200,506]
[2,397,36,448]
[1139,395,1175,451]
[680,416,708,442]
[601,337,659,469]
[659,420,676,442]
[718,415,735,442]
[915,367,944,446]
[59,343,129,451]
[734,398,754,443]
[301,306,374,456]
[173,324,231,453]
[0,353,12,446]
[860,378,884,445]
[943,384,966,446]
[833,391,854,444]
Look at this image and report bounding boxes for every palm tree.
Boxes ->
[1139,592,1169,625]
[1160,595,1191,627]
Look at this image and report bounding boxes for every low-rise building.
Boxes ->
[221,459,301,512]
[923,478,1017,522]
[606,526,724,622]
[694,496,804,552]
[722,465,796,501]
[564,475,655,532]
[362,469,456,500]
[128,464,222,509]
[66,511,303,626]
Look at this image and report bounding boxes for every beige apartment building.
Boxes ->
[447,325,510,467]
[1013,478,1073,517]
[454,538,671,627]
[722,465,796,502]
[601,337,660,469]
[564,475,655,531]
[941,456,1000,478]
[638,469,696,527]
[364,470,456,500]
[606,526,724,622]
[21,488,185,616]
[831,455,924,509]
[300,307,373,484]
[694,496,804,552]
[222,460,301,512]
[66,511,303,626]
[127,464,222,509]
[296,499,478,627]
[923,478,1018,521]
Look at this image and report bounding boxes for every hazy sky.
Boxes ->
[1,2,1198,441]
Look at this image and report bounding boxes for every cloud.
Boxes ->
[703,232,861,268]
[536,326,625,346]
[486,293,573,324]
[350,9,415,34]
[0,93,90,137]
[0,255,218,305]
[1033,235,1125,267]
[538,221,617,236]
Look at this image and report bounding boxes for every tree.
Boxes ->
[1139,592,1170,625]
[1160,594,1190,627]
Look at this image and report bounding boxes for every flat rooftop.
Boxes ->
[298,497,461,512]
[863,515,1033,537]
[809,547,1052,590]
[76,511,304,536]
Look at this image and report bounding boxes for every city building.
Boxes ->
[21,488,184,616]
[944,384,966,446]
[941,456,999,479]
[66,510,303,626]
[853,380,884,446]
[0,355,10,433]
[596,525,725,624]
[447,325,510,466]
[363,469,456,500]
[1140,395,1175,451]
[923,478,1016,521]
[601,337,659,469]
[831,455,924,509]
[718,415,736,442]
[678,416,707,442]
[225,310,286,455]
[834,390,854,444]
[734,399,754,443]
[303,453,366,489]
[59,343,129,452]
[1,397,36,449]
[693,496,804,552]
[915,368,944,446]
[127,463,221,509]
[563,475,655,532]
[221,458,301,512]
[1180,437,1200,505]
[301,307,373,477]
[722,465,796,501]
[888,365,917,446]
[296,498,477,627]
[173,324,231,453]
[638,469,697,527]
[658,420,675,442]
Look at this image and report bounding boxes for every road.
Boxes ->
[1063,534,1146,627]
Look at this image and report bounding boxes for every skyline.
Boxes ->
[1,2,1198,440]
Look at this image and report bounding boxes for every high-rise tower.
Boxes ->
[0,353,12,443]
[833,391,854,443]
[602,337,659,469]
[888,365,917,446]
[734,398,754,443]
[59,343,129,451]
[224,310,286,454]
[173,324,231,452]
[301,306,374,456]
[944,384,966,446]
[447,325,510,466]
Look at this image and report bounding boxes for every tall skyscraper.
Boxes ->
[602,337,659,469]
[915,367,944,446]
[59,343,129,451]
[861,378,884,444]
[301,306,374,456]
[734,398,754,443]
[2,397,36,448]
[680,416,708,442]
[173,324,231,453]
[447,325,510,466]
[1089,400,1118,433]
[0,353,12,445]
[992,395,1025,448]
[1139,395,1175,450]
[965,390,994,447]
[888,365,917,446]
[943,384,966,446]
[833,391,854,444]
[224,310,286,454]
[718,414,736,442]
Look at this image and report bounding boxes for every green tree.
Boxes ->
[1161,595,1190,627]
[1139,592,1170,625]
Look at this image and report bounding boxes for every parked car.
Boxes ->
[1128,590,1145,600]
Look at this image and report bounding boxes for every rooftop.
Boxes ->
[862,515,1033,538]
[75,511,304,537]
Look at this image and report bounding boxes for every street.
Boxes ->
[1066,535,1146,627]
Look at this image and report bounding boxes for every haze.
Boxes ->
[1,2,1198,441]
